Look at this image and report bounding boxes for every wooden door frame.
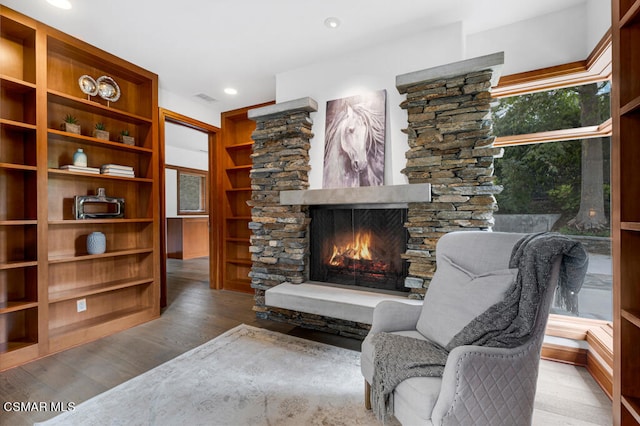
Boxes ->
[158,108,220,307]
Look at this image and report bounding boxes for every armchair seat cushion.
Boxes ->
[394,377,442,425]
[361,330,442,423]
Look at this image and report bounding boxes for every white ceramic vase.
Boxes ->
[73,148,87,167]
[87,231,106,254]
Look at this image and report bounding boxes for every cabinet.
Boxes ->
[0,6,159,370]
[219,104,271,293]
[612,0,640,423]
[167,217,209,259]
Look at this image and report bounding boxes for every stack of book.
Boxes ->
[59,165,100,174]
[100,164,135,178]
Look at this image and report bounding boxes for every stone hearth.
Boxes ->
[248,53,504,338]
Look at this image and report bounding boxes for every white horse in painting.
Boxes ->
[323,99,385,188]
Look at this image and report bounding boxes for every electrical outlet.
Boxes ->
[77,298,87,312]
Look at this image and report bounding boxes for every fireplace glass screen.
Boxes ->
[310,207,409,292]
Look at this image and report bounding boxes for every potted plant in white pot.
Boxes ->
[93,122,109,141]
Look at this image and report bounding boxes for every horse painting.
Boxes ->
[323,90,386,188]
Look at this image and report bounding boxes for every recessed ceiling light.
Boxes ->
[47,0,72,9]
[224,87,238,95]
[324,17,341,29]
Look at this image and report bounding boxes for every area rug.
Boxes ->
[38,324,377,425]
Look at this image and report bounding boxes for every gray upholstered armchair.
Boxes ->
[361,231,572,426]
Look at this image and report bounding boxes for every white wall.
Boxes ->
[165,168,179,217]
[275,3,609,190]
[276,22,465,189]
[466,4,590,75]
[159,88,222,127]
[587,0,612,50]
[164,122,209,217]
[164,123,209,169]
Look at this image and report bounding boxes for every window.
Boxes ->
[168,165,208,215]
[492,82,612,321]
[489,31,614,392]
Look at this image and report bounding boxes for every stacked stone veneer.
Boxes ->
[248,53,504,337]
[247,99,315,318]
[398,53,504,296]
[248,99,371,338]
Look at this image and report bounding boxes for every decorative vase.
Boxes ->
[86,231,106,255]
[73,148,87,167]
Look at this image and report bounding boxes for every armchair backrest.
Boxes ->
[427,232,564,426]
[433,252,562,426]
[417,231,532,348]
[435,231,524,275]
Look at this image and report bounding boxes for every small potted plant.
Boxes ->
[93,122,109,141]
[62,114,81,135]
[119,129,135,146]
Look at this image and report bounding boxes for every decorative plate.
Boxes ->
[97,76,121,102]
[78,75,98,96]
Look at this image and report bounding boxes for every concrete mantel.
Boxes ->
[248,97,318,121]
[279,183,431,206]
[396,52,505,93]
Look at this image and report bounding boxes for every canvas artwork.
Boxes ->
[323,90,386,188]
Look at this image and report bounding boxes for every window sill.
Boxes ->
[544,314,613,399]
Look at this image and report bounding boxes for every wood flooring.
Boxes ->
[0,257,612,425]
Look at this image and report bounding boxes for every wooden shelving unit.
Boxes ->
[612,0,640,424]
[0,6,159,370]
[0,6,39,369]
[219,104,271,293]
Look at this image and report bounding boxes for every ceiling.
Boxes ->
[4,0,589,115]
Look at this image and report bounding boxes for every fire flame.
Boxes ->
[329,231,373,265]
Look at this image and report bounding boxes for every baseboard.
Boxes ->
[541,341,588,365]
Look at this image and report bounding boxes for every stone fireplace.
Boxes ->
[247,53,504,338]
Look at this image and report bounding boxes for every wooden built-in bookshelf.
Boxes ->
[219,104,272,293]
[0,6,159,370]
[612,0,640,423]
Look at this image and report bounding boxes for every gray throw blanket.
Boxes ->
[370,232,589,422]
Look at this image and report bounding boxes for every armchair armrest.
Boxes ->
[431,338,542,426]
[368,300,423,335]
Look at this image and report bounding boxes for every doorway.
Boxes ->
[159,109,219,307]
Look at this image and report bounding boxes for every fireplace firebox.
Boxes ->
[309,207,409,293]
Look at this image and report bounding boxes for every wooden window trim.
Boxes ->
[493,29,612,98]
[492,29,614,398]
[167,164,209,215]
[494,118,612,147]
